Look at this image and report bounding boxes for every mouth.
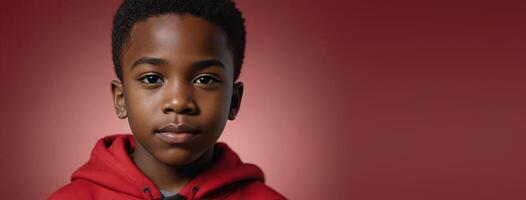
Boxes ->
[154,123,200,144]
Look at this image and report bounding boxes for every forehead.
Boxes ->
[122,14,233,73]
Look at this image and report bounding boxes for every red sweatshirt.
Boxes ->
[49,134,286,200]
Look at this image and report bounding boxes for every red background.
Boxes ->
[1,0,526,199]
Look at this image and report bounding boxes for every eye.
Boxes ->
[193,75,220,85]
[138,74,164,85]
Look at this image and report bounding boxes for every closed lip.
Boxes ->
[155,123,199,134]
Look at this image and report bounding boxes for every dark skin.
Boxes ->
[110,14,243,193]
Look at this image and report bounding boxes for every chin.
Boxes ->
[155,146,203,166]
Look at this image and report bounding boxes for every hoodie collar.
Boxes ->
[71,134,264,200]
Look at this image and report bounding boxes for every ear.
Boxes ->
[228,82,244,120]
[111,80,128,119]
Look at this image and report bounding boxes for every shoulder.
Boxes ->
[236,181,287,200]
[48,180,96,200]
[48,180,138,200]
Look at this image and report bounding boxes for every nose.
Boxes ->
[161,86,198,115]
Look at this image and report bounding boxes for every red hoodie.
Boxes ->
[49,134,286,200]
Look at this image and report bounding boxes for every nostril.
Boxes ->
[181,107,194,114]
[162,107,174,114]
[162,104,196,115]
[161,94,198,115]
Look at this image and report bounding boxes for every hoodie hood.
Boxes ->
[71,134,265,200]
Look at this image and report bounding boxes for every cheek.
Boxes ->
[197,89,231,126]
[124,87,160,132]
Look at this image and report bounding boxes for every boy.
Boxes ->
[49,0,286,199]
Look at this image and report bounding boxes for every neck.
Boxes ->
[132,140,214,194]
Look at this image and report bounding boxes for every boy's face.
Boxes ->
[111,14,243,166]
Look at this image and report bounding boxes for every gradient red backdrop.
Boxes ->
[1,0,525,199]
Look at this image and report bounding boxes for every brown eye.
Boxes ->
[193,75,219,85]
[139,74,164,85]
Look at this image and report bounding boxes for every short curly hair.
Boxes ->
[111,0,246,82]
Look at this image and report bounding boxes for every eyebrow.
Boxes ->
[131,57,168,69]
[191,59,226,70]
[131,56,226,71]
